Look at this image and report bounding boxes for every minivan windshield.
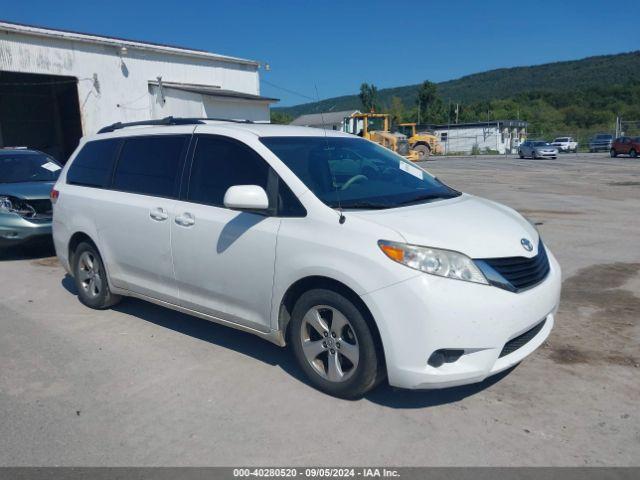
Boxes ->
[0,152,61,183]
[260,136,460,209]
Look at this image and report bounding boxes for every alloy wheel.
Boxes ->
[299,305,359,382]
[77,251,102,299]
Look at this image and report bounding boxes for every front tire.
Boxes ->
[290,289,382,399]
[518,150,524,159]
[630,149,637,158]
[413,144,430,160]
[73,242,121,309]
[610,149,617,158]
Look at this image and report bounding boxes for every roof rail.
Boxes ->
[97,116,254,134]
[190,117,255,124]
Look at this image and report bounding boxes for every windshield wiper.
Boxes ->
[396,193,458,206]
[339,201,391,210]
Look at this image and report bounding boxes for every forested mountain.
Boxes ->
[273,51,640,138]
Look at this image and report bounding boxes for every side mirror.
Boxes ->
[223,185,269,211]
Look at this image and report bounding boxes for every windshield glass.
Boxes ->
[260,136,460,209]
[367,117,386,131]
[0,152,61,183]
[395,125,413,137]
[532,141,550,146]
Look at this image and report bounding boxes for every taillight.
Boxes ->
[50,188,59,204]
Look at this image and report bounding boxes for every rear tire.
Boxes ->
[290,289,382,399]
[630,149,637,158]
[73,242,121,309]
[518,150,524,159]
[610,149,617,158]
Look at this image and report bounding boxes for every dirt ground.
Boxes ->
[0,152,638,466]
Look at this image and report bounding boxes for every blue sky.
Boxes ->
[1,0,637,106]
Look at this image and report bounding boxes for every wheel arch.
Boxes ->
[68,231,99,274]
[277,275,386,365]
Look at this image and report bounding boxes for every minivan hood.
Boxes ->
[0,181,55,200]
[349,194,539,259]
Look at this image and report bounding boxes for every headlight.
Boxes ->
[378,240,488,285]
[0,196,36,217]
[0,196,12,212]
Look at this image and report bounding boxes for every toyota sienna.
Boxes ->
[52,118,561,398]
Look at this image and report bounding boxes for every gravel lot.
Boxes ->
[0,152,638,466]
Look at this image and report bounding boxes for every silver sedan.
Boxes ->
[518,141,558,159]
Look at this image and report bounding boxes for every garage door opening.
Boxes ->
[0,71,83,163]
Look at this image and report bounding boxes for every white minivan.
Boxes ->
[52,118,561,398]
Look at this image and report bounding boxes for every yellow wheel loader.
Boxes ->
[343,113,419,161]
[396,123,443,159]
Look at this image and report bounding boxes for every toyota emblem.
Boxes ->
[521,238,534,252]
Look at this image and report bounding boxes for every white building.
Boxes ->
[421,120,528,155]
[0,20,276,161]
[290,110,360,131]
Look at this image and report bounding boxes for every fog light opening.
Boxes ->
[428,349,464,368]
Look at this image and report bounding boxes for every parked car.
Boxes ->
[588,133,613,152]
[52,118,561,398]
[0,148,61,247]
[610,136,640,158]
[551,136,578,153]
[518,140,559,159]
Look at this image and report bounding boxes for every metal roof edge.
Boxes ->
[420,119,528,129]
[149,80,278,103]
[0,19,259,67]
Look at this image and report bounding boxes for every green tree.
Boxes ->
[270,110,293,124]
[388,96,406,124]
[359,83,379,112]
[416,81,438,122]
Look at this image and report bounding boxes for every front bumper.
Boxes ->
[0,213,52,245]
[535,150,558,158]
[361,247,561,389]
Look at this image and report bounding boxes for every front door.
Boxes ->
[170,134,280,331]
[621,137,631,154]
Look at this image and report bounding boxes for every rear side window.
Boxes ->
[113,135,188,197]
[67,139,120,187]
[188,136,270,207]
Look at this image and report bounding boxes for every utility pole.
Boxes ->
[446,99,451,156]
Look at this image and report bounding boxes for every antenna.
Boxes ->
[315,84,345,224]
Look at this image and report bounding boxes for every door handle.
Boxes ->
[175,212,195,227]
[149,207,168,221]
